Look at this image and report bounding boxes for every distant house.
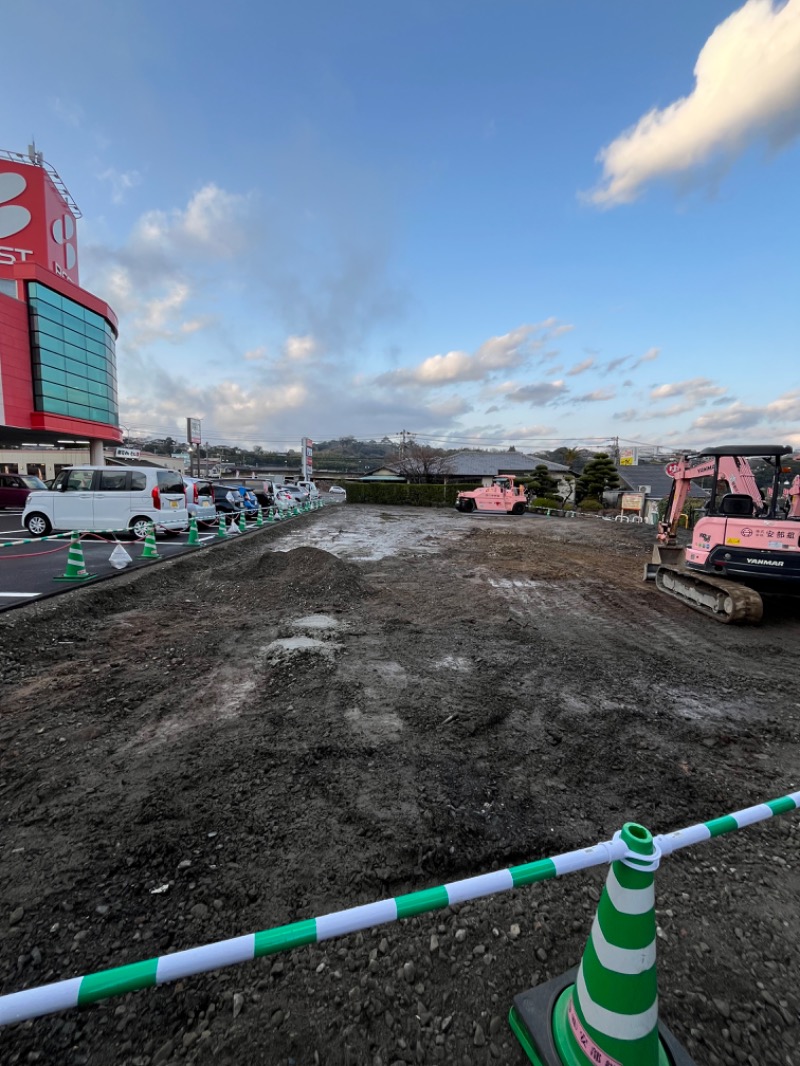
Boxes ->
[446,450,569,478]
[613,464,710,502]
[362,449,573,494]
[360,466,406,482]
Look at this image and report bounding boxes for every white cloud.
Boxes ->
[573,388,616,403]
[132,183,254,257]
[590,0,800,206]
[506,380,568,405]
[98,167,141,205]
[631,346,660,368]
[650,377,727,401]
[767,388,800,419]
[567,357,595,376]
[428,395,472,418]
[283,334,318,361]
[243,347,268,361]
[690,403,764,432]
[377,324,546,388]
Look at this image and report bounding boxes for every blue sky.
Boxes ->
[2,0,799,453]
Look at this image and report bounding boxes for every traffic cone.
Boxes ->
[54,532,94,581]
[187,515,200,546]
[217,513,227,538]
[238,509,247,533]
[140,524,160,560]
[256,506,264,527]
[509,822,695,1066]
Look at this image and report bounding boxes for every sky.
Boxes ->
[2,0,799,454]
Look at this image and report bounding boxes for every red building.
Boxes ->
[0,148,121,462]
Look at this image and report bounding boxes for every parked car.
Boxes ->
[217,483,261,518]
[183,477,217,527]
[273,487,295,512]
[23,466,189,538]
[0,473,47,510]
[328,485,347,498]
[282,484,308,505]
[210,483,246,516]
[296,479,320,499]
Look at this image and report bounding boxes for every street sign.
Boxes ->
[665,461,680,477]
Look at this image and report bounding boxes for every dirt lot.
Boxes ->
[2,506,799,1066]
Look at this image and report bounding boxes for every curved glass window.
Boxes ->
[28,281,119,426]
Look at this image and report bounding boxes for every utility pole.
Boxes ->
[396,429,414,458]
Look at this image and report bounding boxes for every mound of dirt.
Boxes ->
[254,545,368,609]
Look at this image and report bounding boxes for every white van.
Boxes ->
[23,466,189,539]
[295,480,320,499]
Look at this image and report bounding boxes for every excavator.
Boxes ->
[644,444,800,623]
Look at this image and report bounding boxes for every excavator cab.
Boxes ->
[647,444,800,623]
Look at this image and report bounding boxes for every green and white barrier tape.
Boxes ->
[2,530,141,550]
[1,790,797,1026]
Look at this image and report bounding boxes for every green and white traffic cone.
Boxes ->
[238,509,247,533]
[140,524,160,560]
[509,822,695,1066]
[256,505,264,527]
[187,515,200,546]
[217,513,227,538]
[54,532,94,581]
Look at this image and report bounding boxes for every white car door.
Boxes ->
[53,469,95,530]
[92,468,131,530]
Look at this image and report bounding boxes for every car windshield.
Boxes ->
[21,476,47,490]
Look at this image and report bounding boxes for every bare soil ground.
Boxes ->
[2,506,800,1066]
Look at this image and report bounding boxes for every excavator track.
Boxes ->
[654,565,764,624]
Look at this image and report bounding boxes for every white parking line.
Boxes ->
[0,592,40,598]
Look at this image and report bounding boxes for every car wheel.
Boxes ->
[25,513,52,537]
[129,516,153,540]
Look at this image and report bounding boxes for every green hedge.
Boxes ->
[341,482,483,507]
[532,496,562,509]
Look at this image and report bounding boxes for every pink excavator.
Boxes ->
[645,444,800,623]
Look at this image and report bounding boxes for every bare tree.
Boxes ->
[390,443,454,483]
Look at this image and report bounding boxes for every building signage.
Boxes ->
[302,437,313,480]
[0,160,80,284]
[115,447,140,459]
[186,417,201,445]
[619,447,638,466]
[621,492,645,512]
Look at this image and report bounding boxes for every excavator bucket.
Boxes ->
[643,544,684,582]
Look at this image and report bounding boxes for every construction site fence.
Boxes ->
[1,789,798,1028]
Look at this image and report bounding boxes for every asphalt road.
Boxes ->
[0,507,326,613]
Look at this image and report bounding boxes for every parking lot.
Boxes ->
[0,503,333,612]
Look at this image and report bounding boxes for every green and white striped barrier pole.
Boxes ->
[1,790,798,1027]
[0,529,129,550]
